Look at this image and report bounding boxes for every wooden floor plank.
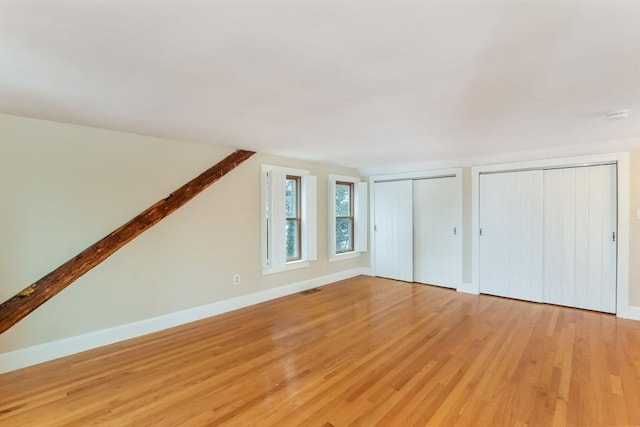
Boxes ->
[1,276,639,426]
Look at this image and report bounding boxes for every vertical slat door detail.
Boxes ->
[374,180,414,282]
[543,165,617,313]
[413,177,461,288]
[479,170,544,301]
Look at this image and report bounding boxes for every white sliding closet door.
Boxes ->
[479,170,544,301]
[543,165,617,313]
[413,177,460,288]
[374,180,413,282]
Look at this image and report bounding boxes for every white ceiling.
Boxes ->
[1,1,639,171]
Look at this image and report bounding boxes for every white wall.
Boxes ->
[0,114,366,355]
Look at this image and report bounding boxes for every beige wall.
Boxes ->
[1,114,637,356]
[0,114,366,353]
[629,151,640,306]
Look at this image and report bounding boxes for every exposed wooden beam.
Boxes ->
[0,149,255,334]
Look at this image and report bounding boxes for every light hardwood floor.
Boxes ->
[1,276,639,426]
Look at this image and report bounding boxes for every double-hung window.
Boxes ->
[285,175,301,261]
[262,165,317,274]
[335,181,354,253]
[329,175,368,261]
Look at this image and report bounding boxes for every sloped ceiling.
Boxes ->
[1,1,639,171]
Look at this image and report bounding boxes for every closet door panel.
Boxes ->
[513,171,544,302]
[600,166,617,312]
[561,169,577,305]
[543,164,617,313]
[413,177,460,288]
[543,170,562,306]
[374,180,413,282]
[479,170,543,301]
[479,173,503,297]
[479,173,509,297]
[574,167,591,309]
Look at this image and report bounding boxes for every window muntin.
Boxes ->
[335,181,354,253]
[286,175,301,261]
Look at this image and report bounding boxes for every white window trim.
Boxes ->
[328,174,367,262]
[261,165,317,275]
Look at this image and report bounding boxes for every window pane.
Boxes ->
[286,219,300,260]
[335,183,351,216]
[285,178,298,218]
[336,218,353,252]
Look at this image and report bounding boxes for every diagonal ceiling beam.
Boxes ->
[0,149,255,334]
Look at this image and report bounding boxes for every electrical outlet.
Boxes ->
[233,274,240,285]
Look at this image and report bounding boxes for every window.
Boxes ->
[328,175,368,261]
[262,165,317,274]
[285,175,301,261]
[335,181,354,253]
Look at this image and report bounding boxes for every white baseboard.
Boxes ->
[360,267,375,276]
[0,268,366,374]
[617,305,640,321]
[456,282,479,295]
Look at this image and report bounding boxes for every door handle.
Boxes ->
[613,231,616,242]
[453,227,457,235]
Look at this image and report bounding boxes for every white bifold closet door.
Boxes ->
[374,180,413,282]
[479,170,544,301]
[543,164,617,313]
[413,177,461,288]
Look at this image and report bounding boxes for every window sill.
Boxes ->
[329,251,361,263]
[261,260,310,275]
